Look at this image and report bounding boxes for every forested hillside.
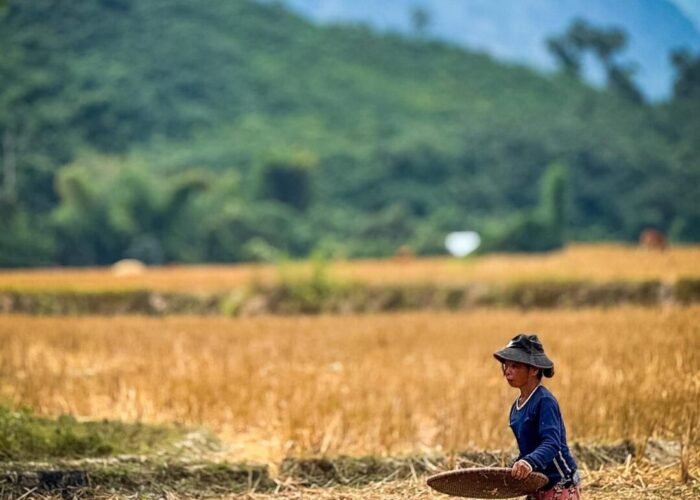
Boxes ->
[282,0,700,99]
[0,0,698,266]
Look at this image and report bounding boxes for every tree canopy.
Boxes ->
[0,0,698,266]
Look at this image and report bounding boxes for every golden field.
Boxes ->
[1,306,697,465]
[0,244,699,293]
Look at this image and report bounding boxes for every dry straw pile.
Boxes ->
[0,306,697,466]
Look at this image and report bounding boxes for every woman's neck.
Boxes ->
[519,380,540,403]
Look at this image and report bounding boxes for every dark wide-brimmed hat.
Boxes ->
[493,334,555,377]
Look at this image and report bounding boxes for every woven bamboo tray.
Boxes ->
[427,467,548,498]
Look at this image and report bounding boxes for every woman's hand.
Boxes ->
[511,459,533,480]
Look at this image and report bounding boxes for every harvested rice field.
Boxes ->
[21,458,700,499]
[0,244,698,293]
[2,253,699,499]
[1,307,697,465]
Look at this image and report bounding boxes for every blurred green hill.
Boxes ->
[0,0,698,266]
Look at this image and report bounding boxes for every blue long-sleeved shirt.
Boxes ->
[509,385,578,490]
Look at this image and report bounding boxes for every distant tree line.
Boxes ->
[547,19,644,103]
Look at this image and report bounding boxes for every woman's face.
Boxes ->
[502,360,539,388]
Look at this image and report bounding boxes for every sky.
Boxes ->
[672,0,700,29]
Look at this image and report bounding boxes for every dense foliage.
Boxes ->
[0,0,698,266]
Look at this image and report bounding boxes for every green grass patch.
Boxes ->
[0,406,184,461]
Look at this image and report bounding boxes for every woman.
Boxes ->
[494,334,581,500]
